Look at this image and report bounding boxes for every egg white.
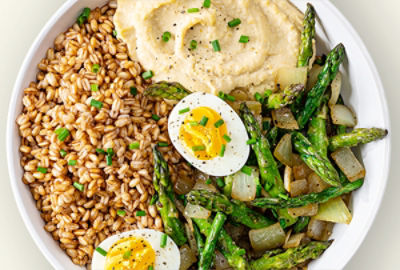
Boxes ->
[91,229,180,270]
[168,92,250,176]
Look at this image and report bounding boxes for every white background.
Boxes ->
[0,0,399,269]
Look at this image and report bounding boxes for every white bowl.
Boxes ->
[6,0,391,269]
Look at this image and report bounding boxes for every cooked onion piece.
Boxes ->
[307,218,334,241]
[314,197,352,224]
[288,203,318,217]
[283,233,306,249]
[307,64,323,90]
[174,175,195,195]
[179,244,197,270]
[276,67,308,90]
[329,72,342,107]
[284,166,293,193]
[231,168,259,202]
[274,133,293,166]
[184,203,211,219]
[308,172,331,193]
[331,148,365,182]
[249,223,286,252]
[289,179,309,197]
[272,107,299,130]
[330,104,357,127]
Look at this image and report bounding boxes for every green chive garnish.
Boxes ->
[55,128,70,142]
[157,142,169,147]
[222,134,231,142]
[91,64,100,73]
[218,91,225,100]
[117,209,126,217]
[73,182,84,192]
[264,89,273,97]
[262,120,271,131]
[106,155,112,166]
[107,148,114,156]
[136,210,146,217]
[152,114,161,121]
[160,233,168,248]
[179,107,190,114]
[199,116,209,126]
[189,121,199,126]
[68,160,77,166]
[90,99,103,109]
[37,167,47,174]
[96,148,105,154]
[205,178,212,185]
[214,119,224,128]
[211,40,221,52]
[254,92,263,102]
[192,145,206,152]
[190,40,198,50]
[77,7,91,26]
[219,144,226,157]
[239,35,250,43]
[241,165,252,176]
[129,142,140,150]
[130,87,138,96]
[162,31,171,42]
[91,84,99,92]
[142,70,154,80]
[216,178,225,188]
[278,194,289,200]
[60,149,67,157]
[148,266,154,270]
[203,0,211,8]
[123,250,132,259]
[95,246,107,256]
[228,18,241,28]
[246,138,257,145]
[112,30,117,37]
[187,8,200,13]
[225,94,235,102]
[150,194,158,205]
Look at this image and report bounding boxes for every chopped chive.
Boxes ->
[189,121,199,126]
[203,0,211,8]
[60,149,67,157]
[90,99,103,109]
[177,194,185,201]
[77,7,91,26]
[218,91,225,100]
[254,92,263,102]
[262,121,271,131]
[228,18,241,28]
[162,31,171,42]
[222,134,231,142]
[37,167,47,174]
[192,145,206,152]
[152,114,161,121]
[199,116,209,126]
[264,89,273,98]
[106,155,112,166]
[148,266,154,270]
[150,194,158,205]
[112,29,117,37]
[187,8,200,13]
[246,138,257,145]
[142,70,154,80]
[68,160,77,166]
[239,35,250,43]
[91,64,100,73]
[73,182,84,192]
[96,148,105,154]
[278,194,289,200]
[279,218,287,229]
[190,40,198,50]
[216,177,225,188]
[90,84,99,92]
[107,148,114,156]
[225,94,235,102]
[136,210,146,217]
[160,233,168,248]
[129,141,140,150]
[117,209,126,217]
[211,40,221,52]
[157,141,169,147]
[241,165,252,176]
[130,87,138,96]
[214,119,224,128]
[219,144,226,157]
[55,128,70,142]
[123,250,132,259]
[95,246,107,256]
[205,178,212,185]
[179,107,190,114]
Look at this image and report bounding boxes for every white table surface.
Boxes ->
[0,0,399,269]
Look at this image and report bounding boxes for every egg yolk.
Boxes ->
[105,236,155,270]
[179,106,227,160]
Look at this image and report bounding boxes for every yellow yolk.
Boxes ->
[179,107,227,160]
[105,236,155,270]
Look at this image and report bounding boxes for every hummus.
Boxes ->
[114,0,303,95]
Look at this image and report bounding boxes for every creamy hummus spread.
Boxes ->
[114,0,303,95]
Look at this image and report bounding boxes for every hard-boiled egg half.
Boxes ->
[168,92,250,176]
[91,229,180,270]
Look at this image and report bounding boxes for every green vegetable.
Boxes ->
[60,149,67,157]
[130,87,138,96]
[266,84,305,109]
[219,144,226,157]
[162,31,171,42]
[55,127,70,142]
[179,107,190,114]
[157,142,169,147]
[214,119,225,128]
[308,103,329,157]
[188,8,200,13]
[106,155,112,166]
[150,194,158,205]
[193,223,205,254]
[329,128,388,151]
[297,3,316,67]
[160,233,168,248]
[246,138,257,145]
[203,0,211,8]
[142,70,154,80]
[73,182,84,192]
[223,134,231,142]
[95,246,107,256]
[152,114,161,121]
[239,35,250,43]
[129,142,140,150]
[212,40,221,52]
[123,250,132,259]
[144,81,191,100]
[91,84,99,92]
[190,40,198,50]
[68,160,77,166]
[77,7,91,26]
[90,99,103,109]
[91,64,100,73]
[216,178,225,188]
[241,165,252,176]
[192,145,206,152]
[136,210,146,217]
[96,148,105,154]
[37,167,47,174]
[200,116,209,126]
[228,18,241,28]
[293,216,310,233]
[117,209,126,217]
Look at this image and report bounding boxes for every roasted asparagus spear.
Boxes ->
[144,81,191,100]
[266,84,305,109]
[329,128,388,151]
[298,3,317,68]
[308,103,329,157]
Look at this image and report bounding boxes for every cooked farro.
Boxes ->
[16,1,192,266]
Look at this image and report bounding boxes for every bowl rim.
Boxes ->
[6,0,391,269]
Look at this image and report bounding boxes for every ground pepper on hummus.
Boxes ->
[114,0,304,95]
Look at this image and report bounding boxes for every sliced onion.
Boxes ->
[215,250,231,270]
[284,166,293,193]
[289,179,309,197]
[276,66,308,90]
[307,64,323,90]
[274,133,293,166]
[291,154,303,166]
[229,88,250,101]
[329,72,342,107]
[314,197,352,224]
[231,168,258,202]
[230,101,262,115]
[293,163,313,180]
[185,223,198,255]
[331,147,365,182]
[249,223,286,252]
[174,175,195,195]
[330,104,357,127]
[272,107,299,130]
[193,178,218,193]
[179,244,197,270]
[288,204,318,217]
[283,233,306,249]
[184,203,211,219]
[307,218,334,241]
[308,172,330,193]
